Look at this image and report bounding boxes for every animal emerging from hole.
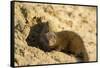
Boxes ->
[26,17,89,62]
[26,17,49,47]
[39,31,89,62]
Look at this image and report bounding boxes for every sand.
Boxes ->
[13,2,97,66]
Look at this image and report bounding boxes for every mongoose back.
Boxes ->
[39,31,89,62]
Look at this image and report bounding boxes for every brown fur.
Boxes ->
[26,17,89,62]
[40,31,89,62]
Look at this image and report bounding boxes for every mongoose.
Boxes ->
[26,17,89,62]
[26,17,49,47]
[39,31,89,62]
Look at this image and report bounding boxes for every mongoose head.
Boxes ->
[39,32,57,51]
[44,32,57,47]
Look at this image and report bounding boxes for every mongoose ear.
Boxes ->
[52,32,56,38]
[45,22,50,32]
[46,22,49,27]
[36,17,42,24]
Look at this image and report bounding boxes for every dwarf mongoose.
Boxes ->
[39,31,89,62]
[26,17,89,62]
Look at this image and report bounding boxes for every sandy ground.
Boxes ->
[13,2,97,66]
